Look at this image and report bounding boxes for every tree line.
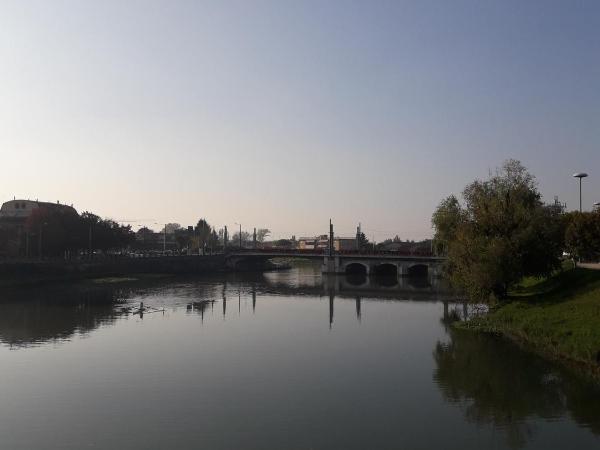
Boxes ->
[23,207,135,257]
[432,159,600,301]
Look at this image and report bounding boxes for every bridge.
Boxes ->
[225,249,445,278]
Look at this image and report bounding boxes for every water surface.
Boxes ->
[0,266,599,449]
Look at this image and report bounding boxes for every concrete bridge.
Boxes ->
[225,250,445,278]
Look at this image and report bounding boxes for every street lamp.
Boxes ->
[234,222,242,249]
[573,172,588,212]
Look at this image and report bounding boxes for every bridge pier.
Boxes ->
[397,263,407,278]
[322,255,344,274]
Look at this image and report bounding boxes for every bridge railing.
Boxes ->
[230,247,437,257]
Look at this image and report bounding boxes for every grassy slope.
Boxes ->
[458,267,600,372]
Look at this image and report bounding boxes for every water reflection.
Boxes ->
[0,269,457,348]
[1,268,600,449]
[0,284,128,348]
[345,273,367,286]
[186,300,215,321]
[433,329,600,448]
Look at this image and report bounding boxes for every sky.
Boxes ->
[1,0,599,241]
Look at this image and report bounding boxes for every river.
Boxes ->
[0,264,599,449]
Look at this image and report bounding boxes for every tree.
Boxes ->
[431,195,464,255]
[231,231,251,247]
[80,212,134,251]
[564,211,600,262]
[163,223,181,234]
[23,209,134,257]
[174,227,193,250]
[255,228,270,242]
[194,219,212,250]
[432,160,564,301]
[357,232,369,250]
[26,206,82,256]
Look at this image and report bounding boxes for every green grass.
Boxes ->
[458,266,600,375]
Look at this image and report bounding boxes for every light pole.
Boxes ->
[235,222,242,249]
[573,172,588,212]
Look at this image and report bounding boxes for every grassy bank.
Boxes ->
[458,266,600,377]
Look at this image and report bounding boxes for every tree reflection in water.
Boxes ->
[0,284,128,348]
[433,329,600,449]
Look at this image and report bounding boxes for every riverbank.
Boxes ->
[458,266,600,378]
[0,256,227,287]
[0,255,292,287]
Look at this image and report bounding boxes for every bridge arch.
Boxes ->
[372,263,398,277]
[344,262,369,276]
[407,264,429,277]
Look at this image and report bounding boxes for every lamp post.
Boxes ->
[573,172,588,212]
[235,222,242,249]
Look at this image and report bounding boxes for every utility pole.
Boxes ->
[253,227,257,249]
[239,223,242,249]
[224,226,228,251]
[163,224,166,253]
[329,219,334,257]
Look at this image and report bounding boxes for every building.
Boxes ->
[0,199,78,257]
[0,199,77,221]
[297,235,356,251]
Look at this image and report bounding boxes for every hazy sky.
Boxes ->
[1,1,599,240]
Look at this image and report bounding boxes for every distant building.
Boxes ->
[0,199,78,257]
[297,235,356,251]
[335,237,356,251]
[0,199,77,222]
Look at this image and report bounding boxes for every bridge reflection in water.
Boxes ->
[217,268,462,328]
[0,267,460,348]
[3,270,600,449]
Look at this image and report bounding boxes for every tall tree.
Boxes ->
[163,223,181,234]
[564,211,600,262]
[432,160,564,301]
[194,219,212,250]
[357,232,370,250]
[231,231,251,247]
[255,228,270,243]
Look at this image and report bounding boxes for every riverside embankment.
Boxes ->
[458,267,600,378]
[0,255,232,286]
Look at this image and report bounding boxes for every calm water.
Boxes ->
[1,265,599,450]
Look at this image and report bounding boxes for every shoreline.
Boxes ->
[456,267,600,381]
[0,256,289,288]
